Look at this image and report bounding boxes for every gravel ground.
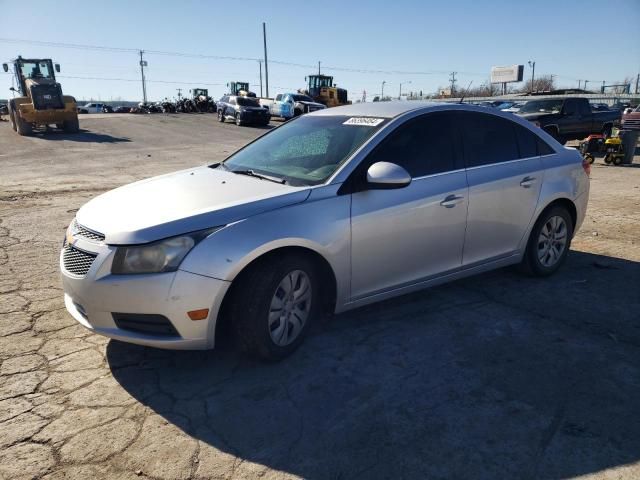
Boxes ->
[1,114,639,480]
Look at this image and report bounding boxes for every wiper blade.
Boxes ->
[231,169,287,184]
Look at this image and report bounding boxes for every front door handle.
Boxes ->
[440,194,464,208]
[520,176,537,188]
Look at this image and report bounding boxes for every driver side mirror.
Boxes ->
[2,64,8,73]
[55,64,60,73]
[366,162,411,189]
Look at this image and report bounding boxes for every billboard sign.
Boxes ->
[490,65,524,84]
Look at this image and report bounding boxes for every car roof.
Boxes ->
[309,101,448,118]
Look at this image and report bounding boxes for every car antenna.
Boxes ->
[459,81,473,104]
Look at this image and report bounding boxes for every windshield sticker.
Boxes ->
[343,117,385,126]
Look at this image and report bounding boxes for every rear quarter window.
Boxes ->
[459,112,519,167]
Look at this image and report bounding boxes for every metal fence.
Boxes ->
[420,93,640,107]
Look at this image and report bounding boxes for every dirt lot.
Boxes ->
[1,113,639,480]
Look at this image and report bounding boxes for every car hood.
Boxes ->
[296,101,325,108]
[76,165,310,244]
[517,112,558,121]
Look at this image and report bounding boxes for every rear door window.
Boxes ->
[514,124,539,158]
[366,112,459,177]
[459,112,519,167]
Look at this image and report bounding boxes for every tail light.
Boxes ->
[582,158,591,177]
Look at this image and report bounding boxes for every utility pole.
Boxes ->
[318,61,321,76]
[176,88,182,100]
[449,72,457,96]
[262,22,269,98]
[139,50,147,104]
[584,80,589,91]
[258,60,263,97]
[635,73,639,94]
[577,80,581,89]
[528,60,535,92]
[381,80,386,100]
[399,81,411,99]
[601,80,606,94]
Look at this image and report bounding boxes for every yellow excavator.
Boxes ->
[3,56,79,136]
[300,74,350,108]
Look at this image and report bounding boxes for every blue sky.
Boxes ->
[2,0,639,102]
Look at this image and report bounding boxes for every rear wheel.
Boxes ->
[613,155,623,166]
[8,101,17,131]
[604,154,613,164]
[15,113,33,136]
[520,206,573,276]
[63,116,80,133]
[230,254,321,361]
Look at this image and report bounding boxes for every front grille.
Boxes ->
[30,83,64,110]
[112,313,180,337]
[62,245,97,276]
[622,118,640,130]
[71,219,105,242]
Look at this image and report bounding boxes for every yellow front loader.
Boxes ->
[3,56,79,136]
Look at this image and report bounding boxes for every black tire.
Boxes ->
[235,113,242,126]
[520,205,573,277]
[585,153,595,164]
[8,101,17,131]
[15,112,33,136]
[63,116,80,133]
[230,253,321,361]
[217,109,225,122]
[604,154,613,164]
[613,155,623,166]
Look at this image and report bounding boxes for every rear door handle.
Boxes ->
[440,194,465,208]
[520,176,537,188]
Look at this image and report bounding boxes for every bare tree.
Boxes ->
[520,75,556,93]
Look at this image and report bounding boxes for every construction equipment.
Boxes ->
[227,82,256,97]
[603,137,625,165]
[301,74,350,108]
[3,56,79,136]
[191,88,216,112]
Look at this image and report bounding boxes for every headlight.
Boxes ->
[111,228,220,274]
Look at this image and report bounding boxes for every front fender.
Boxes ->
[179,184,351,308]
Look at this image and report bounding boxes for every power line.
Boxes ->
[0,37,486,77]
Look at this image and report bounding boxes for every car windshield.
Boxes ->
[237,97,260,107]
[219,115,388,186]
[19,61,54,80]
[519,100,564,114]
[292,94,314,102]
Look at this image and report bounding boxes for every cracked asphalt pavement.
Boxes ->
[1,114,639,480]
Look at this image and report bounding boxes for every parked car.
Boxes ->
[262,93,326,119]
[114,106,132,113]
[60,102,589,360]
[217,95,270,126]
[502,102,526,113]
[517,97,620,143]
[78,103,106,114]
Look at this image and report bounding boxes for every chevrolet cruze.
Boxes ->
[60,102,590,360]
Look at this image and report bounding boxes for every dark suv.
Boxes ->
[217,95,270,126]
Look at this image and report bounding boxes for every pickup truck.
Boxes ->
[261,93,325,119]
[517,97,620,144]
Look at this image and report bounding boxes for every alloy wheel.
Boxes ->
[537,216,568,267]
[268,270,312,347]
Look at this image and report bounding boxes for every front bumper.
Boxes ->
[60,237,230,350]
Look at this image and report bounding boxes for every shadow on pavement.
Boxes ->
[108,250,640,479]
[31,128,131,143]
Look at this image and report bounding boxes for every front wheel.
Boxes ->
[235,113,242,126]
[230,254,321,361]
[15,113,33,136]
[8,101,17,131]
[520,206,573,276]
[217,109,225,122]
[63,116,80,133]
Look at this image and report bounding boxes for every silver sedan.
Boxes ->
[60,102,590,360]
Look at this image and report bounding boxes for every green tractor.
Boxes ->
[227,81,256,97]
